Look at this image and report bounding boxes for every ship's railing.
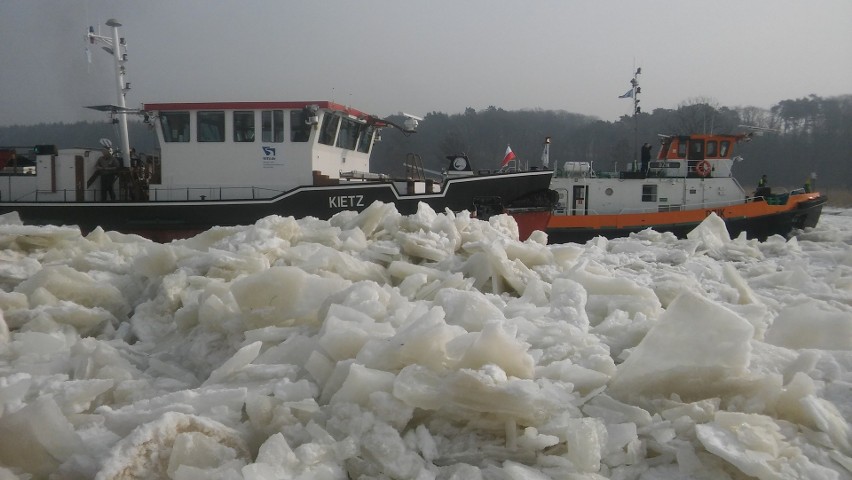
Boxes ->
[552,196,757,216]
[6,185,287,203]
[148,186,285,202]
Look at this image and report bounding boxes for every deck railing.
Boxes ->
[6,185,287,203]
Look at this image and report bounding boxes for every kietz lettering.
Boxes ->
[329,195,365,209]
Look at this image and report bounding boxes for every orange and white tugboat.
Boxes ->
[544,132,826,243]
[0,19,554,241]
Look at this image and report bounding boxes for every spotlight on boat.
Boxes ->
[402,113,423,133]
[304,105,319,126]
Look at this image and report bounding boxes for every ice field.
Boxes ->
[0,202,851,479]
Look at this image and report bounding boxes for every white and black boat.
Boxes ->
[0,19,554,241]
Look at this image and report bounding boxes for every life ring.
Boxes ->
[696,160,711,177]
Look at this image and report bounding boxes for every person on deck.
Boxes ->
[755,174,770,198]
[640,143,652,175]
[96,148,119,201]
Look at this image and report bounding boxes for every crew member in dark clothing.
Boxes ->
[755,174,770,198]
[640,143,652,175]
[96,148,119,201]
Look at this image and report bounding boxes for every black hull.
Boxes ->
[546,195,827,244]
[0,170,554,241]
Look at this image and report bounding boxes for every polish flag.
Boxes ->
[501,145,516,167]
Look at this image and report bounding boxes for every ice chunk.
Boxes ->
[765,301,852,350]
[608,290,754,401]
[453,322,534,379]
[231,266,350,328]
[0,395,85,477]
[549,278,590,330]
[434,288,505,332]
[167,431,246,478]
[97,412,249,479]
[696,411,839,480]
[687,212,730,248]
[330,363,395,406]
[15,265,128,317]
[564,417,606,472]
[203,341,262,386]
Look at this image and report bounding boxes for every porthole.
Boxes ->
[605,188,614,196]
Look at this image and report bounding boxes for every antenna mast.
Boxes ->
[87,19,131,162]
[630,67,642,171]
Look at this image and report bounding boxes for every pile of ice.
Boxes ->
[1,203,851,479]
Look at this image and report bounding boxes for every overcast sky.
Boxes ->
[1,0,851,127]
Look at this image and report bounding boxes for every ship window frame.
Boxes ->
[642,184,657,202]
[356,125,375,153]
[160,111,191,143]
[261,110,285,143]
[233,111,255,143]
[290,110,312,143]
[687,140,704,160]
[720,140,731,157]
[676,141,687,158]
[198,111,225,143]
[336,117,360,150]
[318,114,341,146]
[706,140,718,157]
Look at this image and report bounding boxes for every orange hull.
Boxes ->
[545,192,826,243]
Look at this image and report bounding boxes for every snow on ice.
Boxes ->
[0,203,851,479]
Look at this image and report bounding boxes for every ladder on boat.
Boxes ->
[405,153,425,181]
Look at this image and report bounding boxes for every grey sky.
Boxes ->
[1,0,851,127]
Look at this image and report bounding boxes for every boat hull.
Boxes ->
[545,192,827,244]
[0,170,554,242]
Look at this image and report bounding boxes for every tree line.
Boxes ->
[2,94,849,190]
[372,94,852,190]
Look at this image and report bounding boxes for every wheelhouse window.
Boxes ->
[642,184,657,202]
[233,111,255,142]
[687,140,704,160]
[706,140,718,157]
[198,111,225,142]
[262,110,284,143]
[290,110,312,142]
[336,118,360,150]
[160,111,190,142]
[676,140,687,158]
[356,125,375,153]
[318,114,340,146]
[720,140,731,157]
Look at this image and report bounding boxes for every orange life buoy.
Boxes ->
[696,160,711,177]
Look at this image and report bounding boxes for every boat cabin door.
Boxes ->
[571,185,588,215]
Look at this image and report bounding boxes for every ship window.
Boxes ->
[642,184,657,202]
[262,110,285,143]
[290,110,312,142]
[720,140,731,157]
[706,141,718,157]
[357,126,375,153]
[198,111,225,142]
[318,114,340,146]
[687,140,704,160]
[160,111,190,142]
[336,118,360,150]
[233,111,255,142]
[676,141,687,158]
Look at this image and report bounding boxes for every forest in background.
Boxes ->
[2,94,850,192]
[374,94,852,192]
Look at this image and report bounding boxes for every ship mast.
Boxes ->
[87,19,131,162]
[630,67,641,171]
